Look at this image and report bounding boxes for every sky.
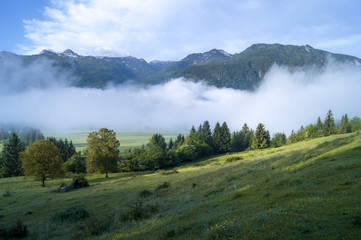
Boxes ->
[1,0,361,61]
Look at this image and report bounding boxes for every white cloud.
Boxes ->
[1,57,361,135]
[20,0,361,61]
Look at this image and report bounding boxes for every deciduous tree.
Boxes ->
[86,128,120,177]
[21,140,63,187]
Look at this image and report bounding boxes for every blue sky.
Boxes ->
[1,0,361,61]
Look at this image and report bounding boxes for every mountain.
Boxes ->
[169,44,361,90]
[1,44,360,90]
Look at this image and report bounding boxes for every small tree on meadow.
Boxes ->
[21,140,64,187]
[86,128,120,177]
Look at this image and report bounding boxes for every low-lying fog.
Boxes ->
[1,58,361,135]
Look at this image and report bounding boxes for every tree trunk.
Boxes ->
[42,178,45,187]
[105,171,108,178]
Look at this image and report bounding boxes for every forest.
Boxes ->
[1,110,361,181]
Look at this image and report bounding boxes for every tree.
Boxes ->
[212,122,222,153]
[271,133,287,148]
[21,140,63,187]
[323,110,336,136]
[251,123,270,149]
[339,114,352,134]
[315,116,323,137]
[145,134,167,169]
[351,116,361,132]
[219,122,231,153]
[86,128,120,177]
[200,121,213,146]
[0,133,25,177]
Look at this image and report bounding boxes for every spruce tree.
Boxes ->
[0,133,25,177]
[251,123,270,149]
[219,122,231,153]
[323,110,336,136]
[200,121,213,146]
[339,114,351,134]
[212,122,222,153]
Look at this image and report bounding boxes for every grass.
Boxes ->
[1,132,361,239]
[43,129,185,151]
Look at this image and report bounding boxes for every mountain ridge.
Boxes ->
[1,43,360,90]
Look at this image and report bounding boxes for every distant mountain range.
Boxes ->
[1,43,360,90]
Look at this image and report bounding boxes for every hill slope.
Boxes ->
[1,132,361,239]
[2,44,360,90]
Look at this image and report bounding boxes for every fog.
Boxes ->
[1,59,361,135]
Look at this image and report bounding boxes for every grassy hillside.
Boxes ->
[1,132,361,239]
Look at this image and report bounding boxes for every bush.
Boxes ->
[50,205,89,223]
[120,198,158,222]
[155,182,170,191]
[64,153,86,173]
[73,174,89,188]
[3,189,11,197]
[158,169,179,175]
[226,156,243,162]
[138,190,153,198]
[0,220,28,239]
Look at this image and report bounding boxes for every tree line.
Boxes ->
[1,110,361,186]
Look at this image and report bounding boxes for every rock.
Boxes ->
[60,180,75,193]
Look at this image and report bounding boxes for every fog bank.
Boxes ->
[1,61,360,134]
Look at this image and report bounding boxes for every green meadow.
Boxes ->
[43,129,184,152]
[1,132,361,239]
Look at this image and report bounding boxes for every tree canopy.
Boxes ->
[86,128,120,177]
[21,140,63,187]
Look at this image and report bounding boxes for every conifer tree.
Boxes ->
[0,133,25,177]
[219,122,231,153]
[212,122,222,153]
[251,123,270,149]
[339,114,351,134]
[323,110,336,136]
[316,116,323,137]
[200,121,212,146]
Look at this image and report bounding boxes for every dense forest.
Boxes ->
[1,110,361,180]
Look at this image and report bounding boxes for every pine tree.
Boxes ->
[323,110,336,136]
[0,133,25,177]
[200,121,212,146]
[251,123,270,149]
[219,122,231,153]
[212,122,222,153]
[339,114,351,134]
[316,116,323,137]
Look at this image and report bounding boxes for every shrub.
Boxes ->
[73,174,89,188]
[155,182,170,191]
[138,190,153,198]
[50,205,89,223]
[226,156,243,162]
[3,189,11,197]
[120,198,158,221]
[0,220,28,239]
[159,169,179,175]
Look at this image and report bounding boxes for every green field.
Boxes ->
[43,129,185,152]
[1,132,361,239]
